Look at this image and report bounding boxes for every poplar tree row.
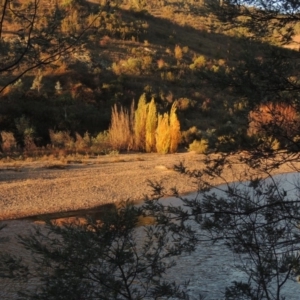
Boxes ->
[109,93,181,153]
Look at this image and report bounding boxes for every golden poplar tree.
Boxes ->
[169,101,181,153]
[156,113,170,154]
[134,93,148,150]
[145,98,157,153]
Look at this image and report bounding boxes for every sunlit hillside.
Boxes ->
[0,0,300,156]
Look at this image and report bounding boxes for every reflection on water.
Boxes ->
[160,172,300,299]
[20,203,116,224]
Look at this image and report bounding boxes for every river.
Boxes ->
[158,172,300,299]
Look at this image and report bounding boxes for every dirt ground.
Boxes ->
[0,152,212,221]
[0,151,299,221]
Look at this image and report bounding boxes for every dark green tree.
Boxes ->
[6,201,198,300]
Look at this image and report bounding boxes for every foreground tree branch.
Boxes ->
[0,0,101,94]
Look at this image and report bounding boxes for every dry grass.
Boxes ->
[109,103,135,151]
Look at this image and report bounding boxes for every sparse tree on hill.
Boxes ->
[174,45,183,64]
[30,69,43,95]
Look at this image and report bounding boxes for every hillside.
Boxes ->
[1,0,300,156]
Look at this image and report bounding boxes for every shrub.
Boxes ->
[181,126,202,145]
[91,131,110,153]
[188,139,209,154]
[248,102,299,136]
[111,62,122,75]
[49,130,74,149]
[109,103,134,151]
[99,35,110,47]
[165,71,175,82]
[142,55,153,72]
[112,58,143,76]
[174,44,183,62]
[177,98,196,111]
[75,132,92,152]
[157,58,165,69]
[23,130,37,152]
[248,102,300,149]
[122,58,142,75]
[182,46,189,54]
[15,115,36,151]
[190,55,206,70]
[0,131,17,153]
[216,135,237,152]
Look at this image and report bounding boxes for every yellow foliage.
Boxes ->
[156,113,170,154]
[109,104,134,151]
[145,98,157,152]
[188,139,209,154]
[190,55,206,69]
[134,94,148,150]
[169,101,181,153]
[107,94,181,154]
[174,44,183,61]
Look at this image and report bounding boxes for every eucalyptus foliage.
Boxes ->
[11,201,197,300]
